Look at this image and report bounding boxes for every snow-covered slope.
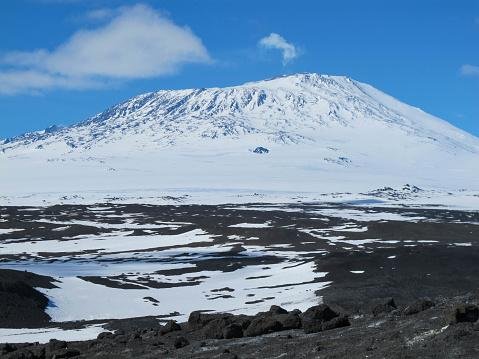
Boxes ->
[1,73,479,205]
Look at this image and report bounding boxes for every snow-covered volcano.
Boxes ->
[1,73,479,205]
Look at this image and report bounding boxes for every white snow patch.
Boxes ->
[229,222,272,228]
[0,325,108,344]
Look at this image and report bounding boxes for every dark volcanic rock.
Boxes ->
[160,320,181,335]
[302,304,338,322]
[48,339,67,351]
[244,316,283,337]
[173,336,189,349]
[268,305,288,315]
[222,323,243,339]
[201,317,234,339]
[188,311,231,329]
[454,304,479,323]
[0,270,57,328]
[320,315,350,331]
[301,304,349,334]
[403,298,435,315]
[5,345,46,359]
[273,313,301,330]
[218,349,239,359]
[201,315,251,339]
[97,332,114,340]
[3,296,479,358]
[372,297,397,316]
[1,343,18,355]
[50,348,81,358]
[253,146,269,154]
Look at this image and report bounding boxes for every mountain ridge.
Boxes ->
[1,72,479,205]
[2,72,478,154]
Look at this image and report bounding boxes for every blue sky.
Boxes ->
[0,0,478,138]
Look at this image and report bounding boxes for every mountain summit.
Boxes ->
[1,73,479,203]
[3,73,478,154]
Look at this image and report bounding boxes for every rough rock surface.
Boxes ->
[3,294,479,358]
[0,270,57,328]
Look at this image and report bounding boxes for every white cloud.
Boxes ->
[0,4,211,95]
[460,64,479,77]
[0,70,106,95]
[84,8,117,21]
[259,33,298,65]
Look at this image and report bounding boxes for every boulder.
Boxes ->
[244,316,283,337]
[268,305,288,315]
[372,298,397,316]
[173,336,189,349]
[6,346,45,359]
[253,146,269,154]
[222,323,244,339]
[290,309,302,316]
[188,311,233,329]
[274,313,301,330]
[302,304,338,323]
[320,315,350,331]
[160,320,181,335]
[403,298,435,315]
[96,332,113,340]
[47,339,67,352]
[50,348,81,358]
[201,317,233,339]
[302,304,349,334]
[1,343,17,355]
[454,304,479,323]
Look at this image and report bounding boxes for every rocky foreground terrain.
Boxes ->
[1,203,479,358]
[2,269,479,358]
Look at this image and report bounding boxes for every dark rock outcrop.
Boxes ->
[403,298,435,315]
[0,270,57,328]
[301,304,350,334]
[253,146,269,154]
[222,324,243,339]
[160,320,181,335]
[372,298,397,316]
[244,316,283,337]
[173,336,189,349]
[454,304,479,323]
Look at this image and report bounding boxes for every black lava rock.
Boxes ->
[274,313,302,330]
[97,332,114,340]
[244,316,283,337]
[188,311,232,329]
[1,343,17,355]
[268,305,288,315]
[302,304,338,323]
[222,323,244,339]
[372,298,397,316]
[253,146,269,154]
[160,320,181,335]
[455,304,479,323]
[50,348,81,358]
[173,336,189,349]
[403,298,435,315]
[47,339,67,352]
[320,315,350,331]
[301,304,349,334]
